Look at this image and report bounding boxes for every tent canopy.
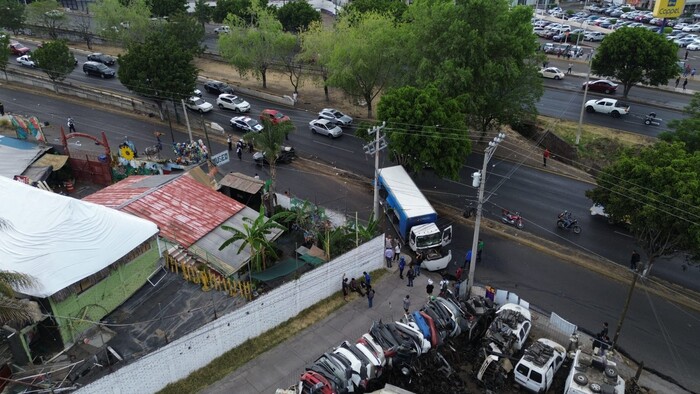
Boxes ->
[0,177,159,298]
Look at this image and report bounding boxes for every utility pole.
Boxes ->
[576,49,594,145]
[611,270,639,351]
[364,122,387,220]
[467,132,505,295]
[180,99,193,142]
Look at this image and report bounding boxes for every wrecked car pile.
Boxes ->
[280,293,496,394]
[475,303,533,392]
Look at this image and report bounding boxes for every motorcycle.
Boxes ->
[501,210,524,229]
[643,112,663,126]
[557,211,581,234]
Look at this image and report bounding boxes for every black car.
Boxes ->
[253,146,296,165]
[83,61,116,78]
[87,52,116,66]
[204,80,234,95]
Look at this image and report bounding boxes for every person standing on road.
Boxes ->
[367,286,375,308]
[236,145,242,160]
[406,267,415,287]
[398,257,406,279]
[227,135,232,151]
[597,321,609,341]
[426,279,434,298]
[543,147,550,167]
[342,275,349,301]
[630,250,641,271]
[683,78,689,91]
[394,241,401,264]
[384,247,394,268]
[414,252,423,277]
[567,63,573,74]
[477,239,484,262]
[0,101,4,116]
[676,77,681,88]
[403,295,410,314]
[67,117,76,133]
[685,49,689,60]
[692,68,697,79]
[363,271,371,288]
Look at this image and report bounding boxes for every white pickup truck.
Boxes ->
[585,98,630,118]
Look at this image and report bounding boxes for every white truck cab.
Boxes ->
[514,338,566,393]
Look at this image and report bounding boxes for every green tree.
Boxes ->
[219,206,290,272]
[276,0,320,33]
[219,3,296,88]
[245,118,295,196]
[299,20,333,101]
[586,142,700,274]
[0,34,10,80]
[26,0,66,40]
[324,12,403,118]
[192,0,213,28]
[660,94,700,153]
[401,0,542,138]
[0,271,37,325]
[212,0,253,23]
[93,0,151,44]
[377,85,471,179]
[118,29,198,115]
[0,0,26,35]
[592,27,679,97]
[32,40,75,84]
[149,0,186,18]
[159,13,206,56]
[342,0,407,21]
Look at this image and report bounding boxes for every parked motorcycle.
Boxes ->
[557,211,581,234]
[501,210,524,229]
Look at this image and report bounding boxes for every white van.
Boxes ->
[492,303,532,352]
[514,338,566,393]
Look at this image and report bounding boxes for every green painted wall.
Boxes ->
[50,239,160,346]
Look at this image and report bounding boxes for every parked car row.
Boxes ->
[293,293,496,394]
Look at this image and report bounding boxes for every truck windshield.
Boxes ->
[416,232,442,249]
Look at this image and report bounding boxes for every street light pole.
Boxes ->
[466,132,505,295]
[576,49,594,145]
[611,270,639,351]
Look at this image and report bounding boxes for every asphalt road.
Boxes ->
[3,87,700,392]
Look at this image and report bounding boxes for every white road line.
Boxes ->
[614,231,634,238]
[312,140,354,153]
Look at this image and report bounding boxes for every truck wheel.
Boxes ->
[586,106,595,113]
[611,111,621,118]
[574,373,588,386]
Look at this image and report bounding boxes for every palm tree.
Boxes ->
[0,271,37,325]
[245,118,295,198]
[219,206,292,272]
[1,217,36,325]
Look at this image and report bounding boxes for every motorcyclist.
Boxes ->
[560,210,573,228]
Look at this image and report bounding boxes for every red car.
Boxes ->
[260,109,291,125]
[297,370,335,394]
[582,79,618,94]
[9,42,30,56]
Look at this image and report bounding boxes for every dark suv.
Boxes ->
[204,80,234,95]
[83,61,116,78]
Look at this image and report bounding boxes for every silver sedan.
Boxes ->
[309,119,343,138]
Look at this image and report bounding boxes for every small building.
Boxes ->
[218,172,264,210]
[0,176,160,363]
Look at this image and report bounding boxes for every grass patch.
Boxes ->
[158,268,387,394]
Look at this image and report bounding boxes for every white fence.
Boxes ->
[76,235,384,394]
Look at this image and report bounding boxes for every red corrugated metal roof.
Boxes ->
[83,174,245,247]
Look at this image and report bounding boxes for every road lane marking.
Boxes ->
[312,139,354,153]
[614,231,634,238]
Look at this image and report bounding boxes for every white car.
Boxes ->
[584,31,606,42]
[514,339,566,393]
[185,96,213,113]
[309,119,343,138]
[16,55,36,68]
[230,116,264,133]
[585,98,630,118]
[317,108,353,127]
[683,23,700,32]
[214,26,230,34]
[216,94,250,112]
[687,41,700,51]
[539,67,565,80]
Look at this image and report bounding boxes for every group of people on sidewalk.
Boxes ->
[342,272,375,307]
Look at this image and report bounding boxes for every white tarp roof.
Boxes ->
[0,136,48,179]
[0,177,159,298]
[378,166,436,218]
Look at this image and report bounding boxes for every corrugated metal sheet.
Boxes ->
[83,173,245,247]
[220,172,264,194]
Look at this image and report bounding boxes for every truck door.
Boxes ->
[441,225,453,247]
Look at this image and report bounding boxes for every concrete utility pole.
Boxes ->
[181,99,193,142]
[576,49,594,145]
[467,132,505,294]
[612,270,639,351]
[364,122,387,220]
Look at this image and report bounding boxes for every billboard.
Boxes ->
[653,0,686,19]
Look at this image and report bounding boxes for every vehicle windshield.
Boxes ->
[192,98,205,105]
[274,112,285,119]
[333,112,344,118]
[233,97,244,104]
[247,120,259,127]
[97,63,110,71]
[415,232,442,249]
